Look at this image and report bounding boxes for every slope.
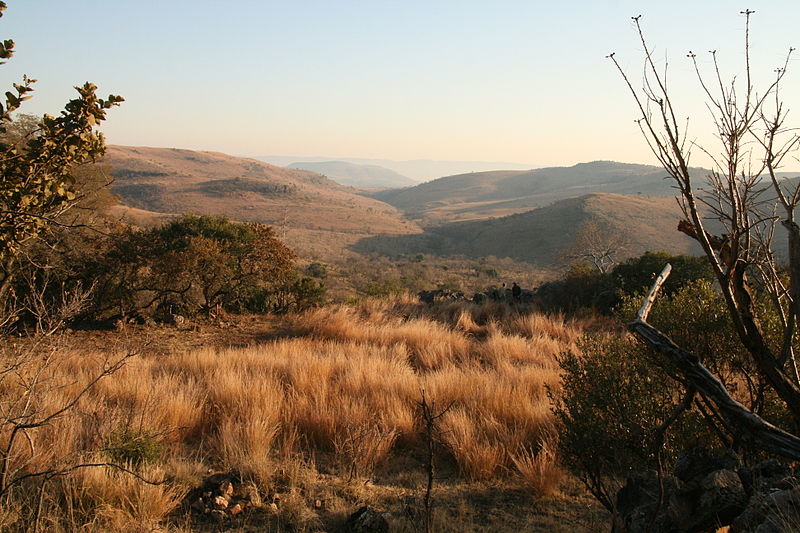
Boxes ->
[372,161,702,225]
[353,193,700,267]
[103,146,422,260]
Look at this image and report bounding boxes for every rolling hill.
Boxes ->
[103,146,422,261]
[352,193,701,267]
[286,161,416,189]
[105,148,780,271]
[371,161,704,225]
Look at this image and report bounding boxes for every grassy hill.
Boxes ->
[372,161,705,225]
[105,149,753,273]
[103,146,422,261]
[353,193,700,267]
[286,160,416,189]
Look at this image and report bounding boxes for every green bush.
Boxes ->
[363,278,405,298]
[291,276,326,310]
[555,279,791,511]
[553,335,707,510]
[91,215,298,318]
[305,261,328,279]
[106,427,162,465]
[612,251,713,298]
[536,261,616,313]
[538,252,713,315]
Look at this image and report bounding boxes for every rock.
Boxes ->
[731,485,800,532]
[738,459,792,496]
[674,447,739,482]
[212,495,229,510]
[218,480,234,497]
[228,502,244,517]
[314,499,323,509]
[615,470,681,533]
[209,509,227,522]
[418,289,466,305]
[238,484,261,506]
[190,497,205,512]
[345,506,389,533]
[615,466,748,533]
[614,450,754,533]
[689,469,747,530]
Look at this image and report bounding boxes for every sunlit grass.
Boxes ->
[0,297,592,530]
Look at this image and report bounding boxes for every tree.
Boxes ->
[610,12,800,457]
[91,215,298,319]
[0,1,123,306]
[564,218,629,273]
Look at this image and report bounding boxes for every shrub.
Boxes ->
[611,251,713,299]
[555,279,788,512]
[556,336,663,509]
[535,262,616,313]
[363,278,405,298]
[91,215,298,318]
[106,427,163,466]
[305,261,328,279]
[537,252,713,315]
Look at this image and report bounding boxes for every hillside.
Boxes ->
[103,146,422,260]
[286,160,416,189]
[372,161,705,225]
[353,193,701,267]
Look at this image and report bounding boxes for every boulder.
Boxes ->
[345,506,389,533]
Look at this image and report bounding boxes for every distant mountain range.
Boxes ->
[286,161,416,189]
[253,155,536,183]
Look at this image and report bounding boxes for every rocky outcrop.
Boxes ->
[613,449,799,533]
[417,289,466,304]
[185,473,262,523]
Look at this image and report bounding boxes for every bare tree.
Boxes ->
[563,218,630,273]
[610,11,800,456]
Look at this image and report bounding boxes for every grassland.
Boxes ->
[0,297,609,532]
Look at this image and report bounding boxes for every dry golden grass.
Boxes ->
[0,297,597,531]
[512,437,566,497]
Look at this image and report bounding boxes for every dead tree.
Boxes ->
[563,218,630,273]
[611,11,800,452]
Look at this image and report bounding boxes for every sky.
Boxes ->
[3,1,800,168]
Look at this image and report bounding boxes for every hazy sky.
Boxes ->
[3,1,799,167]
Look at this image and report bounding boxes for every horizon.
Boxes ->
[5,1,800,170]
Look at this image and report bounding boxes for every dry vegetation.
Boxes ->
[0,296,607,532]
[103,146,423,264]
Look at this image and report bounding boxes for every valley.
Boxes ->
[105,146,703,283]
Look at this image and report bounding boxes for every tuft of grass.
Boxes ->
[511,438,565,497]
